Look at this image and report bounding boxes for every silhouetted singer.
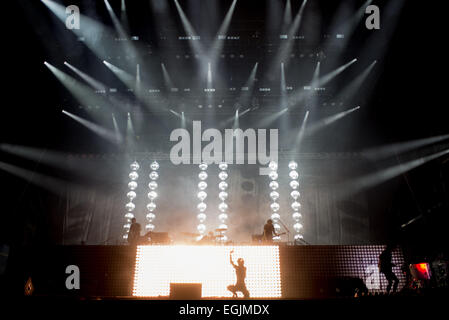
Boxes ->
[378,244,399,293]
[227,249,250,298]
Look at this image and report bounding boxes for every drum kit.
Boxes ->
[141,228,287,245]
[136,227,230,245]
[181,228,230,244]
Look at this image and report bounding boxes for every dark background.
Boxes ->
[0,0,448,262]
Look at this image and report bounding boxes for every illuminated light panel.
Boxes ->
[133,245,281,298]
[416,263,429,273]
[414,262,431,279]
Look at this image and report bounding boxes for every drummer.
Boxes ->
[198,231,216,244]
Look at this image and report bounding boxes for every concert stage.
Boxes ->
[17,244,406,299]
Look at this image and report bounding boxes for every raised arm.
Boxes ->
[230,250,236,267]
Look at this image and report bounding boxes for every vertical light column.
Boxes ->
[217,162,229,242]
[268,160,281,241]
[146,161,159,233]
[289,160,303,242]
[197,163,208,236]
[124,160,139,240]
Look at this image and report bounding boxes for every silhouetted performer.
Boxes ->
[378,245,399,293]
[227,250,249,298]
[262,219,278,242]
[128,218,141,245]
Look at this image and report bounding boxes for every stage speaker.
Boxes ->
[170,283,202,299]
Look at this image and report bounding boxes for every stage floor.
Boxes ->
[8,244,407,299]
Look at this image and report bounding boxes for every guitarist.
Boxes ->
[262,219,279,243]
[128,218,142,245]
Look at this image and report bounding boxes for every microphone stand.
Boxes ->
[277,218,291,243]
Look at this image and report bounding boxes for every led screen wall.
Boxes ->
[133,245,281,298]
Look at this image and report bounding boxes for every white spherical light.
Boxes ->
[125,202,135,211]
[129,171,139,180]
[271,202,280,212]
[268,161,278,171]
[127,191,136,200]
[291,190,300,200]
[123,223,131,229]
[197,224,206,234]
[147,191,157,200]
[199,163,208,171]
[125,212,134,219]
[294,234,303,240]
[290,180,299,189]
[218,162,228,170]
[293,223,303,232]
[271,213,281,221]
[218,191,228,201]
[291,201,301,211]
[198,181,208,190]
[150,161,159,171]
[289,170,299,180]
[146,202,156,211]
[128,181,137,190]
[145,224,155,231]
[197,202,207,212]
[269,171,278,180]
[218,171,228,180]
[292,212,302,221]
[219,181,228,190]
[197,191,207,201]
[149,171,159,180]
[197,213,206,222]
[122,233,128,239]
[218,223,228,231]
[288,161,298,170]
[274,223,281,231]
[218,202,228,212]
[130,161,140,171]
[218,213,228,222]
[198,171,208,180]
[269,181,279,190]
[146,213,156,222]
[148,181,158,190]
[270,191,279,201]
